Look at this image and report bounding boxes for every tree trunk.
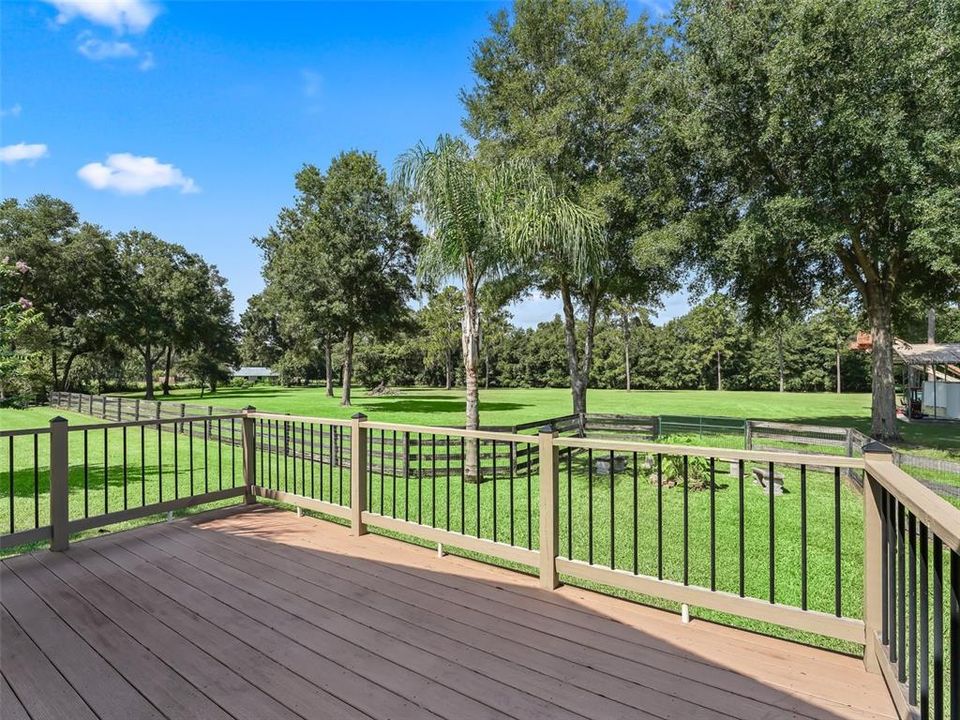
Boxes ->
[445,349,452,390]
[559,278,587,416]
[463,266,480,481]
[716,349,722,391]
[777,330,785,392]
[51,346,60,391]
[866,286,899,439]
[836,344,842,394]
[623,312,631,391]
[341,330,353,406]
[324,337,334,397]
[144,345,155,401]
[162,345,173,396]
[60,351,79,392]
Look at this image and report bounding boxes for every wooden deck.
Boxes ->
[1,505,896,720]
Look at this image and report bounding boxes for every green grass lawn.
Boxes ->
[109,385,959,454]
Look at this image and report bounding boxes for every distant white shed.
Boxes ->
[232,366,279,382]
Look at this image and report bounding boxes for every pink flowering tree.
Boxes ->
[0,257,50,405]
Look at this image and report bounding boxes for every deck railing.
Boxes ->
[3,408,957,718]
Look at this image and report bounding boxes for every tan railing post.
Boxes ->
[49,416,70,552]
[350,413,368,536]
[538,425,559,589]
[862,440,893,673]
[241,406,257,505]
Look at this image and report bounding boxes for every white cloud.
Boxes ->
[138,51,155,71]
[0,143,49,164]
[77,35,137,60]
[77,153,199,194]
[0,103,22,118]
[48,0,160,34]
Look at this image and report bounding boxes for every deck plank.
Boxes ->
[31,549,301,720]
[1,505,897,720]
[161,521,767,720]
[0,607,98,720]
[1,565,164,720]
[64,541,369,720]
[0,675,32,720]
[3,554,233,720]
[204,507,894,719]
[140,526,567,720]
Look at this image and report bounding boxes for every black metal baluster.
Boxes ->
[526,445,532,550]
[492,440,498,541]
[173,420,179,500]
[898,501,907,682]
[417,432,423,525]
[404,432,410,521]
[300,422,306,495]
[609,450,615,570]
[8,436,14,533]
[283,420,289,493]
[83,430,89,518]
[658,453,664,580]
[567,451,573,559]
[122,426,128,510]
[460,436,465,533]
[431,434,436,527]
[633,453,638,575]
[768,460,775,602]
[508,441,514,546]
[683,455,689,585]
[259,419,264,489]
[950,549,958,719]
[102,429,108,513]
[919,522,929,719]
[291,422,297,495]
[834,466,842,616]
[140,425,145,505]
[588,448,594,565]
[158,422,163,503]
[909,512,918,704]
[392,430,397,518]
[738,459,745,597]
[476,439,481,538]
[709,456,716,591]
[189,420,194,496]
[311,424,316,499]
[801,464,808,610]
[338,426,345,505]
[932,537,943,720]
[445,436,451,531]
[33,434,40,527]
[217,419,222,491]
[379,429,385,515]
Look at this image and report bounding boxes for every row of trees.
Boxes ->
[0,195,238,402]
[252,0,960,440]
[247,286,941,394]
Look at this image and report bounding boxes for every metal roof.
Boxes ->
[894,342,960,365]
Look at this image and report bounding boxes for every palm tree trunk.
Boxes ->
[623,311,631,391]
[463,266,480,481]
[445,349,452,390]
[559,277,586,416]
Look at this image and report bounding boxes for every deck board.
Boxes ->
[1,505,897,720]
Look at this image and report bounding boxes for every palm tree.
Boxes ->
[396,135,601,480]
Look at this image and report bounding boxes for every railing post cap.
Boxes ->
[538,424,554,434]
[49,416,68,424]
[861,440,892,455]
[352,412,367,420]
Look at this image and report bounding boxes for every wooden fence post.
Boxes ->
[49,417,70,552]
[241,407,257,505]
[861,440,893,673]
[745,420,753,450]
[350,413,368,536]
[135,398,141,421]
[538,425,559,589]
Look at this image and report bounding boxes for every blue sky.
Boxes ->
[1,0,686,326]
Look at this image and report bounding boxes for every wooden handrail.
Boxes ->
[864,456,960,553]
